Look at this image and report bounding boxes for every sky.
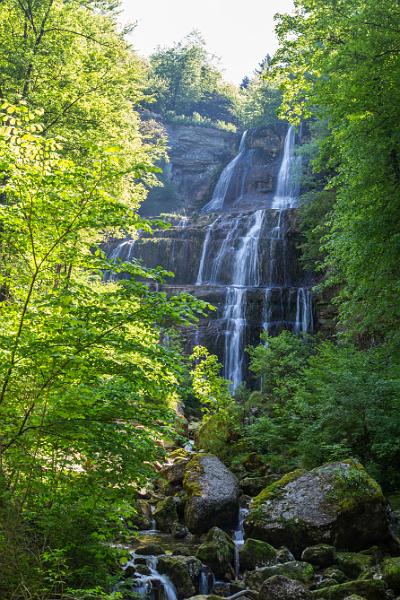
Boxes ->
[121,0,294,84]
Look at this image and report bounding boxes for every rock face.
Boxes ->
[183,454,239,534]
[143,122,237,215]
[245,461,392,557]
[245,561,314,590]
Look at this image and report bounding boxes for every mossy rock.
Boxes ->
[245,561,314,591]
[335,552,374,579]
[184,454,239,534]
[196,527,235,579]
[382,556,400,593]
[240,476,271,497]
[311,579,386,600]
[135,543,165,555]
[301,545,337,568]
[153,496,179,533]
[157,555,202,599]
[342,596,367,600]
[245,460,391,557]
[323,568,349,584]
[240,538,277,571]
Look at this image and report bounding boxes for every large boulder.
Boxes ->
[157,555,202,599]
[196,527,235,580]
[245,461,392,556]
[259,575,312,600]
[240,538,277,571]
[301,545,337,568]
[382,556,400,593]
[245,561,314,591]
[311,579,386,600]
[184,454,239,533]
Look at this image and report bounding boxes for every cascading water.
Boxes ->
[195,124,313,388]
[123,552,178,600]
[202,132,248,213]
[233,507,249,578]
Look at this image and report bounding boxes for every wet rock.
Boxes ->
[335,552,374,579]
[323,568,349,584]
[245,461,392,556]
[240,538,277,571]
[196,526,235,580]
[383,556,400,593]
[153,496,179,533]
[157,555,202,599]
[184,454,239,533]
[311,579,386,600]
[301,545,337,568]
[276,547,295,563]
[173,523,189,539]
[128,499,153,530]
[123,564,137,578]
[259,575,312,600]
[135,564,152,576]
[135,543,165,556]
[245,561,314,591]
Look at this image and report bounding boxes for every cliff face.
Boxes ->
[109,120,314,384]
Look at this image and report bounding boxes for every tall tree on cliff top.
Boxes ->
[272,0,400,343]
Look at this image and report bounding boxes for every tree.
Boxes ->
[271,0,400,342]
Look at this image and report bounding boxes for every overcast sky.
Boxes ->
[121,0,294,84]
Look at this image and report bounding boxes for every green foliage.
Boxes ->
[241,332,400,489]
[237,72,281,129]
[271,0,400,341]
[146,32,239,125]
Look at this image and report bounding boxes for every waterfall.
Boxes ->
[104,239,136,281]
[193,124,313,389]
[202,131,248,213]
[233,507,249,578]
[125,552,178,600]
[272,125,302,209]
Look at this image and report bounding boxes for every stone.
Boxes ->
[335,552,374,579]
[343,596,368,600]
[240,538,277,571]
[323,568,349,584]
[301,545,337,568]
[196,527,235,580]
[135,543,165,556]
[311,579,386,600]
[245,561,314,591]
[157,555,202,599]
[161,458,190,485]
[184,454,239,534]
[259,575,312,600]
[129,499,153,530]
[245,461,392,557]
[153,496,179,533]
[134,564,151,576]
[276,547,295,563]
[383,557,400,593]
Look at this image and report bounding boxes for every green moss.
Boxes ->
[335,552,374,579]
[382,556,400,593]
[183,454,205,497]
[323,460,384,513]
[252,468,305,508]
[240,538,277,571]
[311,579,385,600]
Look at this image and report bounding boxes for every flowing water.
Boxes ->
[233,507,249,578]
[195,124,313,388]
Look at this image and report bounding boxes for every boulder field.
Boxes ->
[126,452,400,600]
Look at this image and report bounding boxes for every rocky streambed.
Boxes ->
[118,446,400,600]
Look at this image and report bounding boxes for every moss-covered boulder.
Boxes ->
[196,527,235,580]
[240,538,277,571]
[311,579,386,600]
[259,575,312,600]
[184,454,239,533]
[301,545,337,568]
[161,457,190,485]
[245,561,314,591]
[153,496,179,533]
[157,555,202,599]
[245,461,391,557]
[335,552,374,579]
[342,596,367,600]
[382,556,400,593]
